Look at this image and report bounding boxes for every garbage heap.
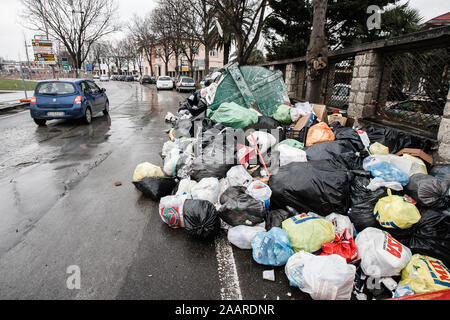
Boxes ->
[132,65,450,301]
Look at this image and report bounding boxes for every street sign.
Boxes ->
[32,39,56,65]
[62,57,69,71]
[181,60,189,72]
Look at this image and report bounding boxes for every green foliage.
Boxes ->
[264,0,423,61]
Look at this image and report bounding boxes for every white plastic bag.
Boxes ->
[363,155,412,176]
[246,131,277,154]
[176,178,198,197]
[278,144,307,166]
[285,251,356,300]
[191,177,220,204]
[291,102,313,122]
[163,148,181,176]
[227,225,266,249]
[366,177,403,191]
[247,180,272,211]
[226,165,253,187]
[325,213,354,238]
[159,195,187,228]
[162,141,178,158]
[355,227,412,278]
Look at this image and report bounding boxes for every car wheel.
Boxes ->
[34,118,46,126]
[103,101,110,115]
[84,107,92,124]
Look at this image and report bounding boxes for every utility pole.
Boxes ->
[23,34,33,80]
[37,0,56,79]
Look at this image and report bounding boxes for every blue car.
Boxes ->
[29,78,109,126]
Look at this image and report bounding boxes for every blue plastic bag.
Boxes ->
[366,161,409,186]
[251,227,294,266]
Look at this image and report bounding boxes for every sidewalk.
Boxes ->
[0,90,34,111]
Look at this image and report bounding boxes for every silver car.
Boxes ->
[176,76,196,92]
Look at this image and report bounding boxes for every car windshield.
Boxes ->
[159,77,171,81]
[35,82,76,95]
[182,78,194,83]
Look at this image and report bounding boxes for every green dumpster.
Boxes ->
[209,63,291,117]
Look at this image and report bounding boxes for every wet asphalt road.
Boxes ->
[0,81,309,300]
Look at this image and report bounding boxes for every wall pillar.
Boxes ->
[436,89,450,164]
[347,50,382,120]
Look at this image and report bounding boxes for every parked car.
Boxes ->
[330,83,350,108]
[99,74,109,82]
[176,76,196,92]
[110,75,116,81]
[125,75,134,82]
[156,76,174,90]
[384,99,442,130]
[140,75,152,84]
[29,79,109,126]
[118,75,126,81]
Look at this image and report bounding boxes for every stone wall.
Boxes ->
[347,50,382,120]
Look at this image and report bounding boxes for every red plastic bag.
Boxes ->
[320,234,358,263]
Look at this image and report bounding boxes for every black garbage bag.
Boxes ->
[348,176,414,240]
[405,173,450,209]
[330,123,365,151]
[270,160,352,216]
[348,176,385,232]
[183,199,220,240]
[190,156,232,181]
[430,164,450,181]
[133,177,177,201]
[218,186,266,226]
[364,126,432,154]
[406,208,450,267]
[331,122,432,154]
[172,118,193,138]
[305,140,368,170]
[265,209,295,231]
[246,116,285,141]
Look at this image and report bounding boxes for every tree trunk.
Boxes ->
[223,39,231,65]
[305,0,329,103]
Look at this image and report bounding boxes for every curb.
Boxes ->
[0,102,30,113]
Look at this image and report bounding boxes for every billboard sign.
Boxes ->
[32,39,56,65]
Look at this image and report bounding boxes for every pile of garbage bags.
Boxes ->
[131,66,450,300]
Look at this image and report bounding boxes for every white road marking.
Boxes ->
[214,232,243,300]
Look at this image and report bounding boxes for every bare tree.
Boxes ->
[20,0,119,77]
[305,0,328,103]
[166,0,219,75]
[129,13,157,77]
[151,7,174,76]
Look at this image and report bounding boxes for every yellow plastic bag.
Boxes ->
[373,189,421,229]
[305,122,335,147]
[402,154,428,176]
[132,162,164,182]
[282,213,335,253]
[369,142,389,155]
[399,254,450,294]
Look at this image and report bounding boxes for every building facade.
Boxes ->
[141,43,224,82]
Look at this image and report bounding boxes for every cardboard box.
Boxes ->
[328,114,347,126]
[396,148,433,165]
[293,104,328,131]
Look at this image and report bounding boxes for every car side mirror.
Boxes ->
[101,88,106,93]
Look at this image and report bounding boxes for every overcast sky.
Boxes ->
[0,0,449,61]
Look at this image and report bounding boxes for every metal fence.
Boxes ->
[323,56,355,110]
[376,46,450,133]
